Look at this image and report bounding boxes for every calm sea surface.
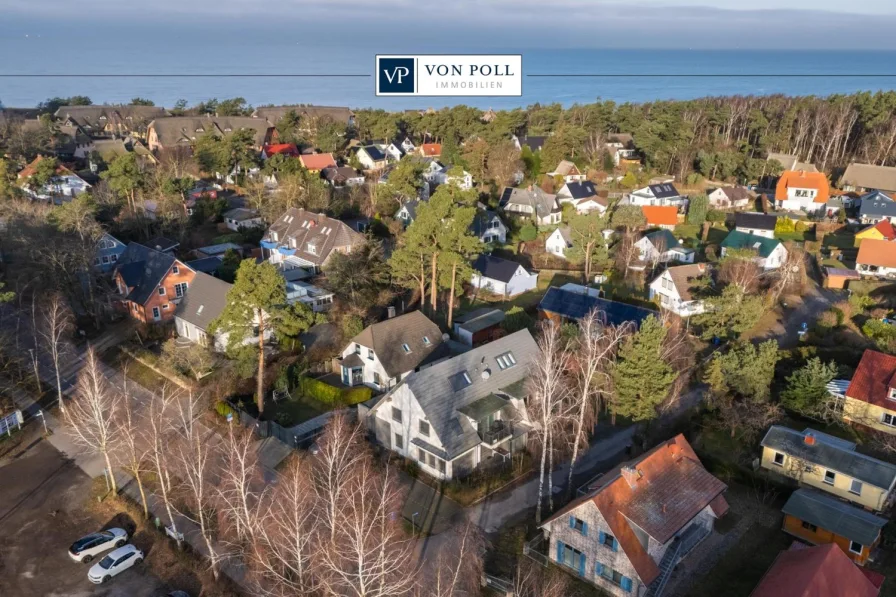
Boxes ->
[1,34,895,109]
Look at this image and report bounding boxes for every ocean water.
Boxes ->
[1,30,895,110]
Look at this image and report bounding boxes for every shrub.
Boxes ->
[862,319,896,353]
[215,400,236,420]
[341,314,364,339]
[519,223,537,242]
[705,209,726,224]
[342,386,373,405]
[775,217,795,234]
[849,292,874,313]
[298,376,342,404]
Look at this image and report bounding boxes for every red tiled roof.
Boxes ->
[846,349,896,409]
[17,155,75,179]
[299,153,338,171]
[641,206,678,226]
[856,238,896,269]
[872,220,896,241]
[750,543,881,597]
[421,143,441,156]
[775,170,831,204]
[263,143,299,157]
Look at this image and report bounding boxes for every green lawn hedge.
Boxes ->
[298,376,372,406]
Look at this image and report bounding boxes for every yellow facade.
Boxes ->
[761,446,890,511]
[843,396,896,436]
[855,226,886,246]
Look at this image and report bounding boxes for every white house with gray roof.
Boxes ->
[499,186,562,226]
[261,208,365,275]
[366,330,538,480]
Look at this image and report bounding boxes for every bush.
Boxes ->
[849,292,875,313]
[297,376,372,405]
[705,209,726,224]
[215,400,236,420]
[862,319,896,353]
[342,386,373,405]
[341,314,364,339]
[519,223,537,242]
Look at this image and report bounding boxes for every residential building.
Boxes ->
[322,166,365,187]
[470,255,538,297]
[261,143,300,159]
[546,227,573,258]
[734,212,777,239]
[252,105,354,128]
[364,329,538,480]
[720,230,787,270]
[499,186,562,226]
[513,135,546,152]
[855,220,896,245]
[627,183,684,207]
[54,104,167,137]
[766,153,818,173]
[540,434,729,597]
[223,208,264,231]
[94,233,127,272]
[400,137,416,154]
[145,236,179,254]
[841,163,896,194]
[634,230,696,265]
[760,426,896,511]
[856,238,896,278]
[420,143,441,157]
[547,160,586,183]
[186,256,225,277]
[338,311,447,391]
[707,186,753,210]
[395,199,421,226]
[384,142,405,161]
[774,170,830,212]
[284,280,334,312]
[424,163,474,190]
[17,156,91,201]
[538,285,657,327]
[843,349,896,435]
[356,145,388,171]
[750,543,884,597]
[470,210,507,244]
[648,263,710,317]
[781,489,886,567]
[83,137,157,166]
[452,308,505,347]
[481,108,497,123]
[299,153,337,173]
[605,133,638,166]
[113,243,195,323]
[194,242,242,260]
[641,206,679,230]
[858,191,896,225]
[261,208,365,276]
[146,116,276,151]
[557,181,608,214]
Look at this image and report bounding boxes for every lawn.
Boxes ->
[234,392,329,427]
[822,231,857,249]
[102,346,172,393]
[775,230,814,242]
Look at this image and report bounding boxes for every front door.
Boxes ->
[351,367,363,386]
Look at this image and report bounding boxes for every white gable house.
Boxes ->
[546,227,573,258]
[649,264,711,317]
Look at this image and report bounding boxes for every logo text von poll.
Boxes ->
[375,55,523,97]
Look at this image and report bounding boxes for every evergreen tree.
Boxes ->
[686,194,708,225]
[695,284,764,341]
[713,340,780,403]
[781,357,837,415]
[101,153,146,212]
[612,316,676,422]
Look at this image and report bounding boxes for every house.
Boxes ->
[84,137,157,167]
[766,153,818,173]
[364,329,537,480]
[261,208,365,275]
[634,230,695,265]
[627,184,684,207]
[284,280,334,312]
[823,267,861,290]
[841,163,896,194]
[261,143,300,159]
[470,210,507,244]
[781,489,886,567]
[322,166,365,187]
[194,242,242,260]
[17,156,91,201]
[547,160,586,183]
[94,233,127,272]
[640,206,679,230]
[470,255,538,297]
[185,256,225,276]
[540,434,728,597]
[538,285,657,327]
[774,170,830,212]
[113,243,195,323]
[453,308,505,347]
[419,143,441,157]
[648,263,710,317]
[858,192,896,224]
[339,311,447,391]
[750,543,884,597]
[760,426,896,512]
[426,164,474,190]
[54,105,167,137]
[499,186,562,226]
[299,153,337,173]
[145,236,179,253]
[395,199,421,226]
[720,230,787,270]
[855,220,896,245]
[383,142,404,162]
[546,227,573,258]
[557,181,608,214]
[400,137,416,154]
[356,145,388,171]
[513,135,546,152]
[843,349,896,435]
[146,116,276,151]
[734,212,777,239]
[856,239,896,278]
[605,133,638,166]
[223,208,264,231]
[252,105,354,128]
[481,108,497,123]
[707,186,753,210]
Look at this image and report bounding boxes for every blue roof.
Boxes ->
[859,195,896,218]
[538,287,657,327]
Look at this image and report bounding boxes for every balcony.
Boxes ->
[480,419,512,446]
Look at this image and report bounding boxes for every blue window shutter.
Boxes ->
[621,576,633,593]
[612,536,618,552]
[569,516,575,529]
[595,562,604,577]
[578,553,586,577]
[557,541,564,563]
[599,530,606,545]
[582,521,588,537]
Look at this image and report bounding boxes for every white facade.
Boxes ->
[23,174,91,201]
[340,341,402,391]
[357,146,388,170]
[546,228,573,258]
[384,143,404,161]
[634,237,695,264]
[471,267,539,297]
[225,214,264,232]
[708,188,751,210]
[777,187,824,212]
[175,316,269,353]
[627,186,685,207]
[721,243,788,270]
[734,225,775,239]
[476,213,507,244]
[648,270,706,317]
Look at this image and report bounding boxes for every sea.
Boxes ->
[1,29,896,110]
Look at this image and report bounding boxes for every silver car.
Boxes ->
[68,528,128,563]
[87,544,144,584]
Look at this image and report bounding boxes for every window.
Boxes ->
[355,343,361,355]
[496,351,517,370]
[392,407,402,423]
[175,282,188,298]
[162,304,169,310]
[367,348,374,361]
[569,517,587,535]
[98,240,108,249]
[373,372,381,386]
[889,388,896,401]
[173,265,179,274]
[111,254,118,263]
[849,541,863,555]
[773,452,785,466]
[850,479,863,495]
[824,470,836,485]
[801,521,818,532]
[422,336,431,346]
[883,413,896,427]
[158,287,166,296]
[600,532,617,550]
[152,306,161,320]
[393,432,403,450]
[557,542,584,573]
[438,459,446,473]
[419,420,430,436]
[402,343,411,353]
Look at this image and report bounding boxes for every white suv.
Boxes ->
[87,544,144,584]
[68,528,128,563]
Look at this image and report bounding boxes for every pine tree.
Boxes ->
[781,357,837,415]
[612,316,676,422]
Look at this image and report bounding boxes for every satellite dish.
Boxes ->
[481,368,491,380]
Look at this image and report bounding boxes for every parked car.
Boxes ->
[87,544,144,584]
[68,528,128,563]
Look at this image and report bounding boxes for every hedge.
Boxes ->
[215,401,236,419]
[297,376,372,406]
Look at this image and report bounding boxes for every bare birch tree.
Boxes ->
[40,293,73,414]
[217,424,264,545]
[116,372,151,518]
[143,385,183,549]
[428,522,485,597]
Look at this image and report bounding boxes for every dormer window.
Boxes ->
[307,243,317,255]
[449,371,472,391]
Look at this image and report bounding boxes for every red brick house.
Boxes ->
[113,243,195,323]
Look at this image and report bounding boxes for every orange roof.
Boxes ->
[873,220,896,241]
[421,143,441,156]
[750,543,881,597]
[775,170,830,204]
[17,155,75,179]
[263,143,299,157]
[299,153,337,170]
[845,348,896,409]
[856,238,896,269]
[641,206,678,226]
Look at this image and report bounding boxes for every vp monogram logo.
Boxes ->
[377,57,415,94]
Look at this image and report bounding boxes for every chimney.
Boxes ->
[621,466,642,489]
[387,306,396,319]
[804,432,816,446]
[697,263,706,273]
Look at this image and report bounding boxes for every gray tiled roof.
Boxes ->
[761,426,896,490]
[149,116,273,147]
[403,329,539,459]
[252,105,353,126]
[499,186,559,218]
[455,308,505,334]
[264,208,364,267]
[859,197,896,219]
[782,489,887,546]
[175,272,232,331]
[351,311,447,379]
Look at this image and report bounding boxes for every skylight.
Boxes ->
[496,351,517,370]
[402,343,411,353]
[449,371,473,392]
[422,336,431,346]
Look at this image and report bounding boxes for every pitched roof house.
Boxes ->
[470,255,538,297]
[842,163,896,194]
[173,271,263,352]
[538,285,657,327]
[261,208,365,274]
[750,543,883,597]
[856,220,896,244]
[720,230,787,270]
[299,153,337,172]
[546,226,574,258]
[365,329,538,479]
[420,143,441,157]
[499,186,561,226]
[322,166,365,187]
[252,105,354,127]
[469,210,507,244]
[514,135,546,152]
[540,434,728,596]
[557,181,608,214]
[54,105,167,137]
[356,145,388,171]
[146,116,276,151]
[547,160,586,182]
[858,192,896,224]
[634,230,695,265]
[648,263,710,317]
[766,152,818,173]
[262,143,300,159]
[735,212,777,239]
[17,156,91,201]
[760,426,896,512]
[707,186,753,209]
[627,183,684,207]
[774,170,830,212]
[113,243,195,324]
[94,233,127,272]
[856,238,896,278]
[640,206,679,229]
[843,349,896,435]
[339,311,448,391]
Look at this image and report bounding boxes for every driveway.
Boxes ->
[745,281,842,348]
